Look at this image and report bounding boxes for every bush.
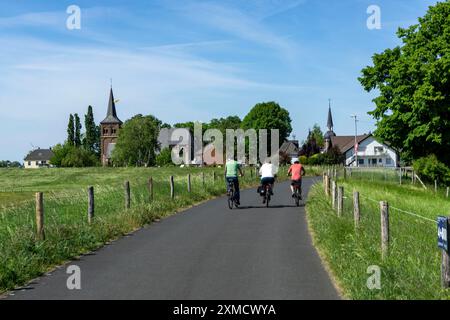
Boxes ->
[413,155,450,185]
[299,156,308,165]
[156,148,174,167]
[50,143,99,167]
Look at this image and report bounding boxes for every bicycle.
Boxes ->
[227,179,239,209]
[292,181,303,207]
[260,182,273,208]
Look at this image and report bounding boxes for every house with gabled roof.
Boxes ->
[324,105,399,167]
[24,148,54,169]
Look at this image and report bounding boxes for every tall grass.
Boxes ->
[307,174,450,299]
[0,166,265,293]
[1,164,314,294]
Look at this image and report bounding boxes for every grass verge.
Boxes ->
[306,178,450,300]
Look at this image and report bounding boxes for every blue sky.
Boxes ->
[0,0,439,161]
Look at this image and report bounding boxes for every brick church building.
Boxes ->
[100,88,122,166]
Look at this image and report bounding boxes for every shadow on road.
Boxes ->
[237,204,303,209]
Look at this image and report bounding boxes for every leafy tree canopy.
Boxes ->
[241,102,292,146]
[359,1,450,165]
[112,114,162,167]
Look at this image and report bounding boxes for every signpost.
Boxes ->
[438,216,450,288]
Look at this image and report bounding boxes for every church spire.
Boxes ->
[101,87,122,125]
[327,99,334,131]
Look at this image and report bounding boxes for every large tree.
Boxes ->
[300,130,321,157]
[67,114,75,146]
[310,124,324,148]
[84,105,100,155]
[112,114,162,167]
[74,113,82,147]
[359,1,450,165]
[241,102,292,147]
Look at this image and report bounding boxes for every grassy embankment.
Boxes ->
[307,172,450,299]
[0,164,315,294]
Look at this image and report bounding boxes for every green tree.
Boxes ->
[241,102,292,147]
[67,114,75,146]
[84,106,100,155]
[311,124,324,148]
[50,143,99,167]
[207,116,242,135]
[74,113,82,147]
[112,114,162,167]
[300,131,321,157]
[359,1,450,165]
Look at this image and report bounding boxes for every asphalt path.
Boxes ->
[6,178,339,300]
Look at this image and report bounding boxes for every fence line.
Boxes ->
[323,171,448,289]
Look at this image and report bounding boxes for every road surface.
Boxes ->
[6,178,339,300]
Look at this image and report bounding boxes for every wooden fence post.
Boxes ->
[442,217,450,289]
[380,201,390,260]
[88,186,94,224]
[187,174,191,193]
[337,186,344,216]
[170,176,175,199]
[343,167,347,180]
[353,191,360,228]
[124,181,131,209]
[213,171,216,182]
[148,177,153,201]
[332,181,337,210]
[325,175,330,197]
[202,172,205,186]
[35,192,45,240]
[399,168,402,185]
[446,187,449,198]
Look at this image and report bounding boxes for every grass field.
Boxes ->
[307,174,450,299]
[1,165,317,294]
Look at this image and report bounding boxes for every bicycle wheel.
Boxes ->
[266,187,270,208]
[228,189,234,210]
[295,192,300,207]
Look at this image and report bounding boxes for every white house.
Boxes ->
[24,148,54,169]
[324,105,399,168]
[337,134,399,168]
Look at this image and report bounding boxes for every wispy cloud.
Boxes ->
[173,1,301,60]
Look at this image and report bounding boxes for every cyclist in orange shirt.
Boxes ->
[288,160,306,198]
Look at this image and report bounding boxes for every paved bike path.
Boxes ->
[6,178,339,300]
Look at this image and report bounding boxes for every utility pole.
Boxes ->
[351,115,358,167]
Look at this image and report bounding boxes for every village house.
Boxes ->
[324,106,399,168]
[24,148,54,169]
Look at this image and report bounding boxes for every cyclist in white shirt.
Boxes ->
[259,159,277,199]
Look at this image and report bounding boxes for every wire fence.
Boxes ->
[321,170,449,295]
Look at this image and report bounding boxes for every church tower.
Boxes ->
[100,88,122,166]
[324,100,336,152]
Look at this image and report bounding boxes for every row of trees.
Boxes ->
[111,101,293,167]
[51,106,101,167]
[0,160,22,168]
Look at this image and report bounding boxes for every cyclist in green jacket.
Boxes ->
[224,157,244,205]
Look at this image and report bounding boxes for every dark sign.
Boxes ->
[438,216,448,252]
